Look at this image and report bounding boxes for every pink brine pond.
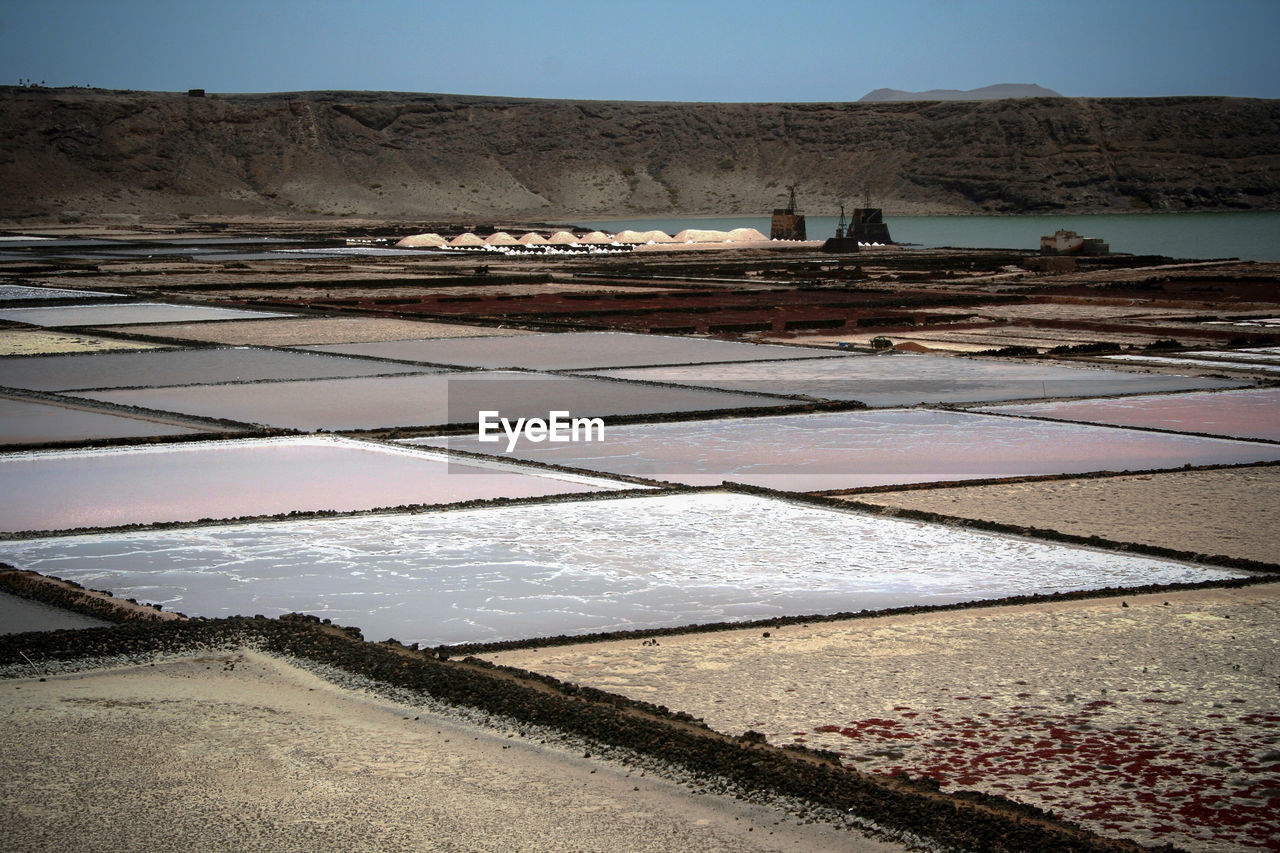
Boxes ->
[0,436,630,533]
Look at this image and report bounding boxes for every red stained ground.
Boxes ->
[809,704,1280,851]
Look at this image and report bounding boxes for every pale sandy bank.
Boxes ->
[846,465,1280,565]
[0,649,902,853]
[108,316,534,346]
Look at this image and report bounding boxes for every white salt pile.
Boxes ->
[395,233,446,248]
[673,229,730,243]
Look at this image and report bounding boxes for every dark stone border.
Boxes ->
[0,486,669,541]
[0,569,179,623]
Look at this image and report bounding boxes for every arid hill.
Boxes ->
[860,84,1064,102]
[1,87,1277,223]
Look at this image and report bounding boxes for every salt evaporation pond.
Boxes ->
[0,284,118,301]
[79,371,794,431]
[0,302,293,327]
[302,331,839,370]
[583,352,1242,406]
[416,409,1280,491]
[0,329,163,356]
[109,317,526,347]
[1100,353,1280,374]
[977,388,1280,442]
[1138,348,1280,365]
[0,436,629,533]
[0,395,210,446]
[0,493,1248,647]
[0,346,433,392]
[0,592,113,634]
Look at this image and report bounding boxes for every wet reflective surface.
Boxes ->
[0,493,1246,646]
[1,346,432,391]
[0,592,113,634]
[80,371,793,431]
[978,388,1280,442]
[584,352,1241,406]
[302,331,840,370]
[0,302,294,327]
[0,436,629,533]
[416,408,1280,490]
[0,395,208,445]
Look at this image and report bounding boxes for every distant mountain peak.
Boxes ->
[860,84,1063,102]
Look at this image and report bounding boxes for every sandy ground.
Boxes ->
[760,326,1228,352]
[872,326,1231,349]
[0,649,903,853]
[487,586,1280,853]
[846,466,1280,564]
[0,329,162,355]
[106,316,534,346]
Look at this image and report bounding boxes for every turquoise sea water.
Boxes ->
[575,211,1280,261]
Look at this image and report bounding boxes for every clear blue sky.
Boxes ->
[2,0,1277,101]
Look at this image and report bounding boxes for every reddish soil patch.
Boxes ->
[277,287,1001,336]
[810,703,1280,850]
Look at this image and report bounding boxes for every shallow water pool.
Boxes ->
[416,408,1280,490]
[0,436,630,533]
[0,492,1246,646]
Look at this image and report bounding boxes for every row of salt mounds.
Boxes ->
[396,228,768,249]
[614,230,677,244]
[395,233,447,248]
[672,228,767,243]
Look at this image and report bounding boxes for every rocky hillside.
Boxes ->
[1,87,1277,223]
[860,84,1063,102]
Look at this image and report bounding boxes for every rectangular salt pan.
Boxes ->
[78,371,795,431]
[0,302,295,327]
[0,436,630,533]
[414,408,1280,491]
[976,388,1280,442]
[0,395,209,446]
[0,493,1247,647]
[0,284,118,301]
[302,331,840,370]
[583,352,1242,406]
[1,346,434,392]
[0,592,113,634]
[1101,353,1280,374]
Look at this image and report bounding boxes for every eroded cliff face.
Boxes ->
[2,87,1277,222]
